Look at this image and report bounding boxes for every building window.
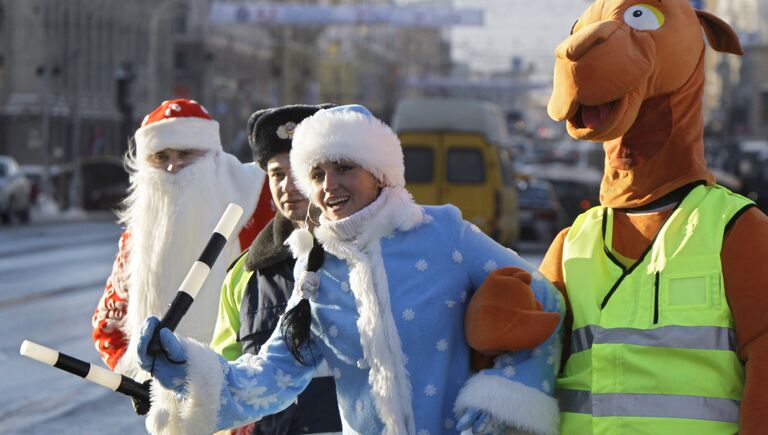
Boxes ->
[175,11,188,34]
[174,49,187,70]
[761,90,768,123]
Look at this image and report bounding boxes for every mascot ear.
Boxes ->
[696,10,744,55]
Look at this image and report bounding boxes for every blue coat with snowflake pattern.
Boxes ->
[145,188,564,435]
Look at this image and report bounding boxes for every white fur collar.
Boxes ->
[314,186,425,249]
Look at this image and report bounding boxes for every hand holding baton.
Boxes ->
[19,202,243,415]
[147,202,243,357]
[20,340,152,414]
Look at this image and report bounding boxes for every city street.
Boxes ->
[0,216,547,434]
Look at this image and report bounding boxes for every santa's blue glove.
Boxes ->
[456,408,507,434]
[137,316,188,393]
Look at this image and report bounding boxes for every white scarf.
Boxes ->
[313,186,426,435]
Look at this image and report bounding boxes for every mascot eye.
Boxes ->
[623,4,665,30]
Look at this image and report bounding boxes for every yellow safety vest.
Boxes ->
[558,184,754,434]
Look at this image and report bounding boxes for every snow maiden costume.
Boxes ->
[138,105,565,435]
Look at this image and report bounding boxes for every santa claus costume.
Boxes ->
[91,99,274,378]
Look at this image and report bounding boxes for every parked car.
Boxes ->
[78,156,129,211]
[392,97,519,246]
[517,163,602,224]
[516,177,565,243]
[0,155,32,223]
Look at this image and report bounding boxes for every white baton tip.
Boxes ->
[214,203,244,238]
[20,340,58,366]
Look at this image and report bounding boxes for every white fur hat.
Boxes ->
[290,104,404,197]
[134,99,221,159]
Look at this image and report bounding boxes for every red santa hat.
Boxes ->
[134,99,221,158]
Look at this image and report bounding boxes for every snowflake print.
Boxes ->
[171,377,185,389]
[234,354,266,377]
[231,384,279,410]
[503,365,517,377]
[424,384,437,396]
[445,300,456,308]
[451,250,463,263]
[275,370,292,388]
[415,259,429,272]
[436,339,448,352]
[460,291,467,303]
[340,281,350,292]
[333,367,342,380]
[328,325,339,338]
[542,381,551,393]
[483,260,498,273]
[418,430,431,435]
[547,349,559,366]
[402,308,415,321]
[499,354,515,365]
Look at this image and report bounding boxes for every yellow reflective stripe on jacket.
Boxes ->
[558,184,754,434]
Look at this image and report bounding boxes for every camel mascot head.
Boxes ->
[547,0,743,208]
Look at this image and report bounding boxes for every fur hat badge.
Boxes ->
[248,104,334,169]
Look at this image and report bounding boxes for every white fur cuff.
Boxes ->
[454,373,559,435]
[146,337,225,435]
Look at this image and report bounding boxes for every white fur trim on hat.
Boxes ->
[290,106,404,198]
[134,117,222,158]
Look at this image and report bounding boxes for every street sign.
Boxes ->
[210,3,484,27]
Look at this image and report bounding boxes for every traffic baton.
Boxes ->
[147,202,243,356]
[19,340,150,411]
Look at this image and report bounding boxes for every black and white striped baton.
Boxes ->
[20,340,151,412]
[146,202,243,356]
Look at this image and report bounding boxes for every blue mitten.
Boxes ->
[456,408,507,434]
[136,316,188,393]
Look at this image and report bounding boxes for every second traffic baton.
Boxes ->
[20,340,151,413]
[147,202,243,356]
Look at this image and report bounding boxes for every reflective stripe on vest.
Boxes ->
[559,389,740,423]
[569,324,736,354]
[558,185,753,432]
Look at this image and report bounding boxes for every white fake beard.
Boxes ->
[117,153,244,377]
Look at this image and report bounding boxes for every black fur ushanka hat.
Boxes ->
[248,103,334,169]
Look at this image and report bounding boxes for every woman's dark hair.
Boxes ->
[281,243,324,365]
